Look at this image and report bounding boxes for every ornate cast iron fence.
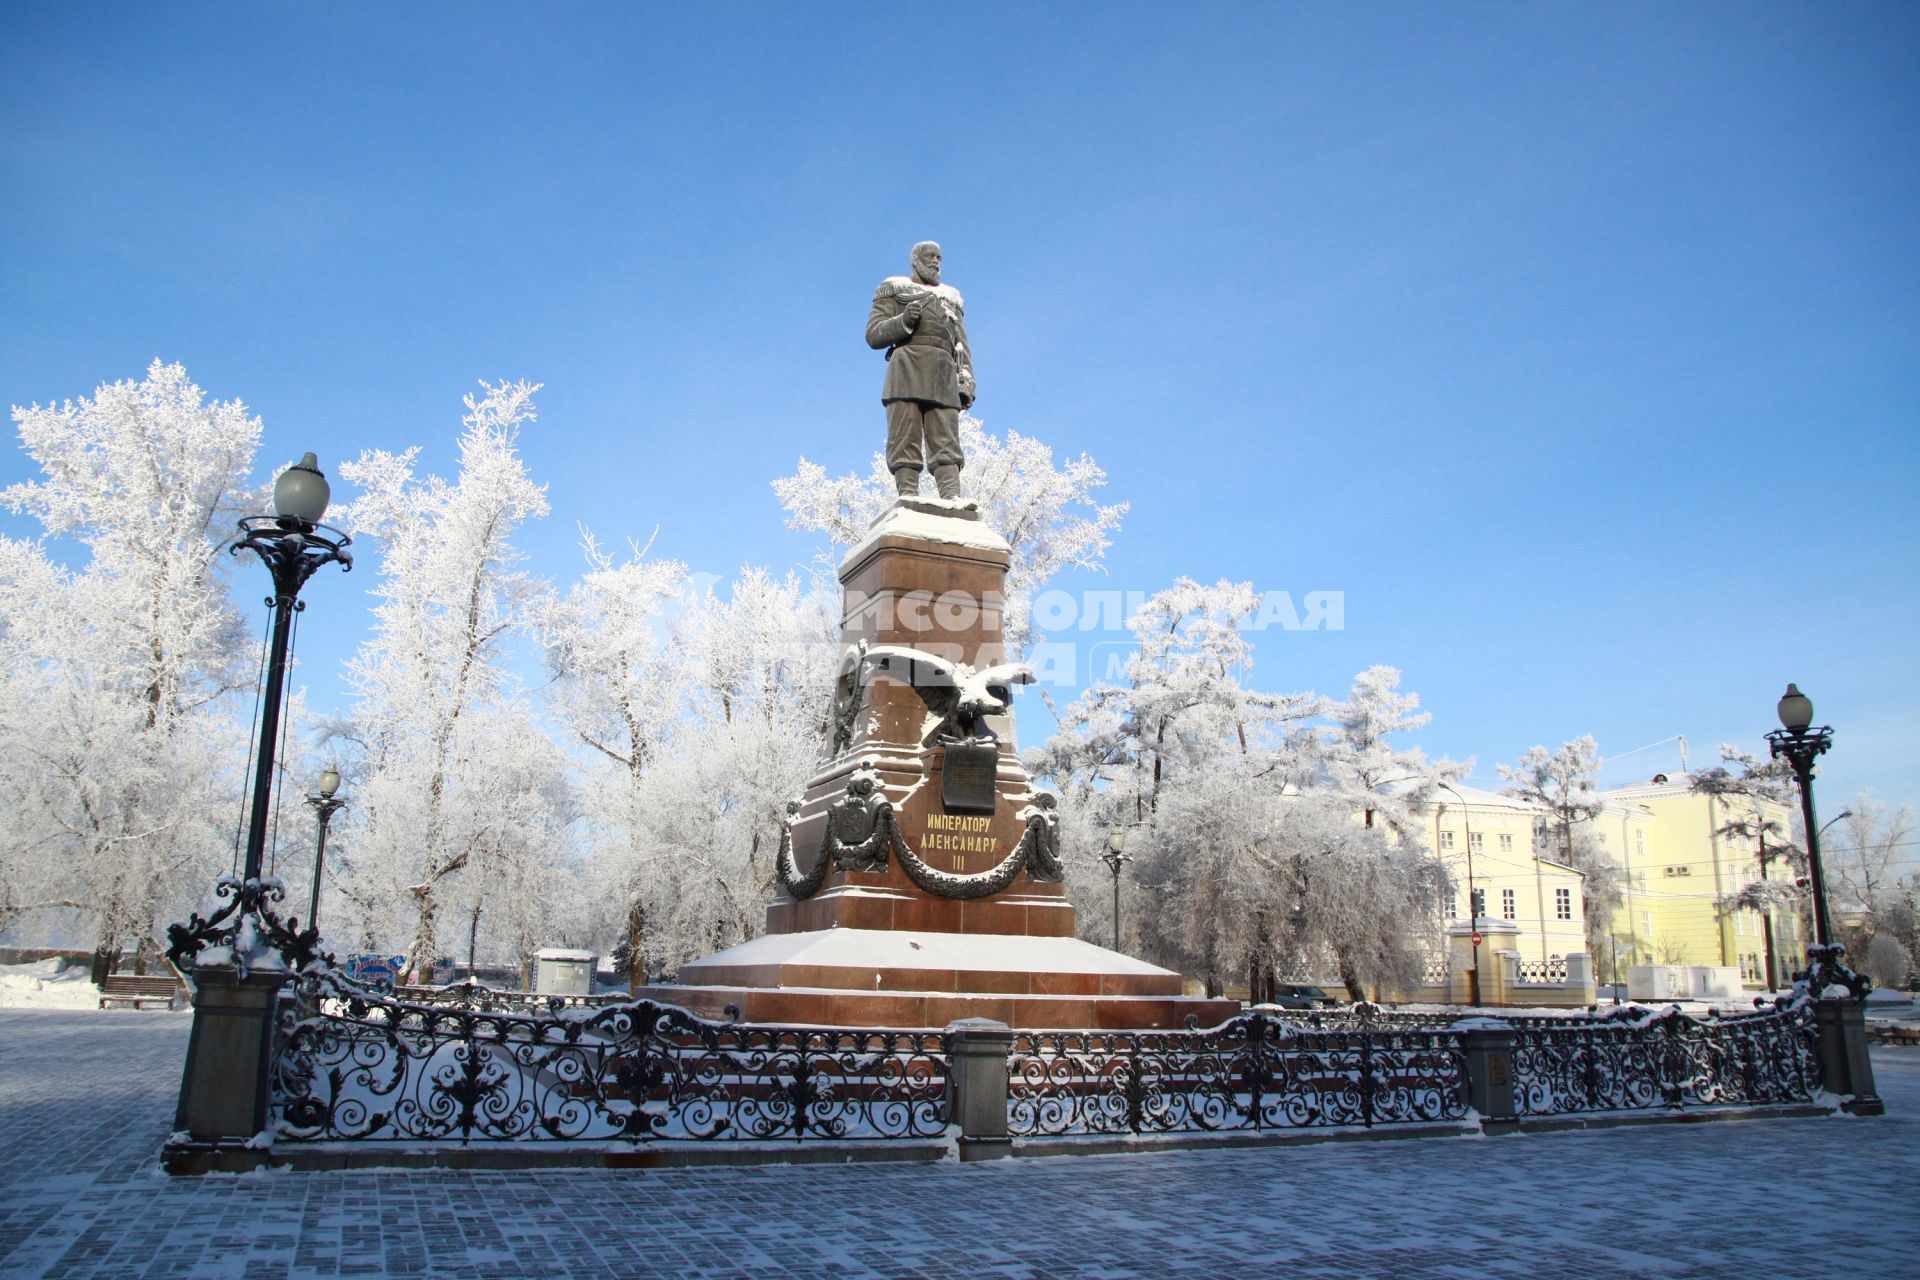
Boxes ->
[1508,1003,1819,1116]
[272,971,948,1143]
[1007,1012,1470,1137]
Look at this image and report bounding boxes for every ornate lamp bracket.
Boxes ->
[232,516,353,603]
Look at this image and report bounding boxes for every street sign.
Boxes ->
[1470,932,1483,946]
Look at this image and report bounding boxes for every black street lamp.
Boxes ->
[232,454,352,888]
[1766,682,1868,997]
[1098,829,1133,952]
[305,768,347,930]
[161,457,353,1167]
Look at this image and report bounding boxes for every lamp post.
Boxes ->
[1766,683,1870,999]
[1437,782,1480,1007]
[233,454,352,886]
[1098,829,1133,952]
[161,454,353,1171]
[1765,683,1837,952]
[304,768,347,930]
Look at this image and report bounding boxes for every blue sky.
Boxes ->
[3,4,1916,825]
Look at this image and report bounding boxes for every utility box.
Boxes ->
[533,948,596,996]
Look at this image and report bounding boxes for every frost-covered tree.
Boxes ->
[1029,580,1449,1000]
[332,381,573,981]
[1313,666,1464,836]
[1031,579,1296,990]
[1827,794,1918,981]
[1692,745,1806,986]
[541,534,690,984]
[0,362,259,977]
[1499,736,1620,959]
[544,547,838,982]
[773,417,1126,655]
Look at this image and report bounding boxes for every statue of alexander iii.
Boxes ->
[866,241,974,500]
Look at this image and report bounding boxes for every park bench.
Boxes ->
[99,974,184,1011]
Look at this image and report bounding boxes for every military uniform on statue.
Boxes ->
[866,241,975,501]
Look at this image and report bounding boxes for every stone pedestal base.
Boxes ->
[163,965,287,1173]
[1814,998,1884,1115]
[639,928,1241,1030]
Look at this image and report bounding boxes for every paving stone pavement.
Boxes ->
[1,1008,1916,1279]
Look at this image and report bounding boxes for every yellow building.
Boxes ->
[1423,784,1587,965]
[1600,774,1806,990]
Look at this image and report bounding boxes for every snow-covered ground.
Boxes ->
[0,1008,1916,1278]
[0,960,100,1010]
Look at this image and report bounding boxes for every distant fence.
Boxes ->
[1514,959,1569,984]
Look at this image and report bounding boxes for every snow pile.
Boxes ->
[0,959,101,1010]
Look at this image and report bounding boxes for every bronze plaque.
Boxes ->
[1488,1053,1510,1087]
[941,740,999,814]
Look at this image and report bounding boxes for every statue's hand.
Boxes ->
[902,301,923,328]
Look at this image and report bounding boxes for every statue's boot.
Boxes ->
[893,467,920,497]
[932,464,961,501]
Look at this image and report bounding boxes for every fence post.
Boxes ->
[946,1017,1014,1160]
[1812,999,1884,1116]
[1454,1018,1518,1135]
[162,964,288,1174]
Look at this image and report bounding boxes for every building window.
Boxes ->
[1555,887,1573,920]
[1498,833,1513,853]
[1501,888,1516,920]
[1468,832,1484,853]
[1439,830,1455,851]
[1635,830,1646,856]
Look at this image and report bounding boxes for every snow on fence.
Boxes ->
[1508,1002,1820,1115]
[272,972,948,1143]
[1007,1012,1470,1136]
[388,979,627,1015]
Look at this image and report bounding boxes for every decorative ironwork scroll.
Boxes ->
[1007,1011,1470,1137]
[273,973,948,1144]
[1796,943,1871,1001]
[1508,1003,1819,1116]
[167,875,330,981]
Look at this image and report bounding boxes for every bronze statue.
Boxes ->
[867,241,974,500]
